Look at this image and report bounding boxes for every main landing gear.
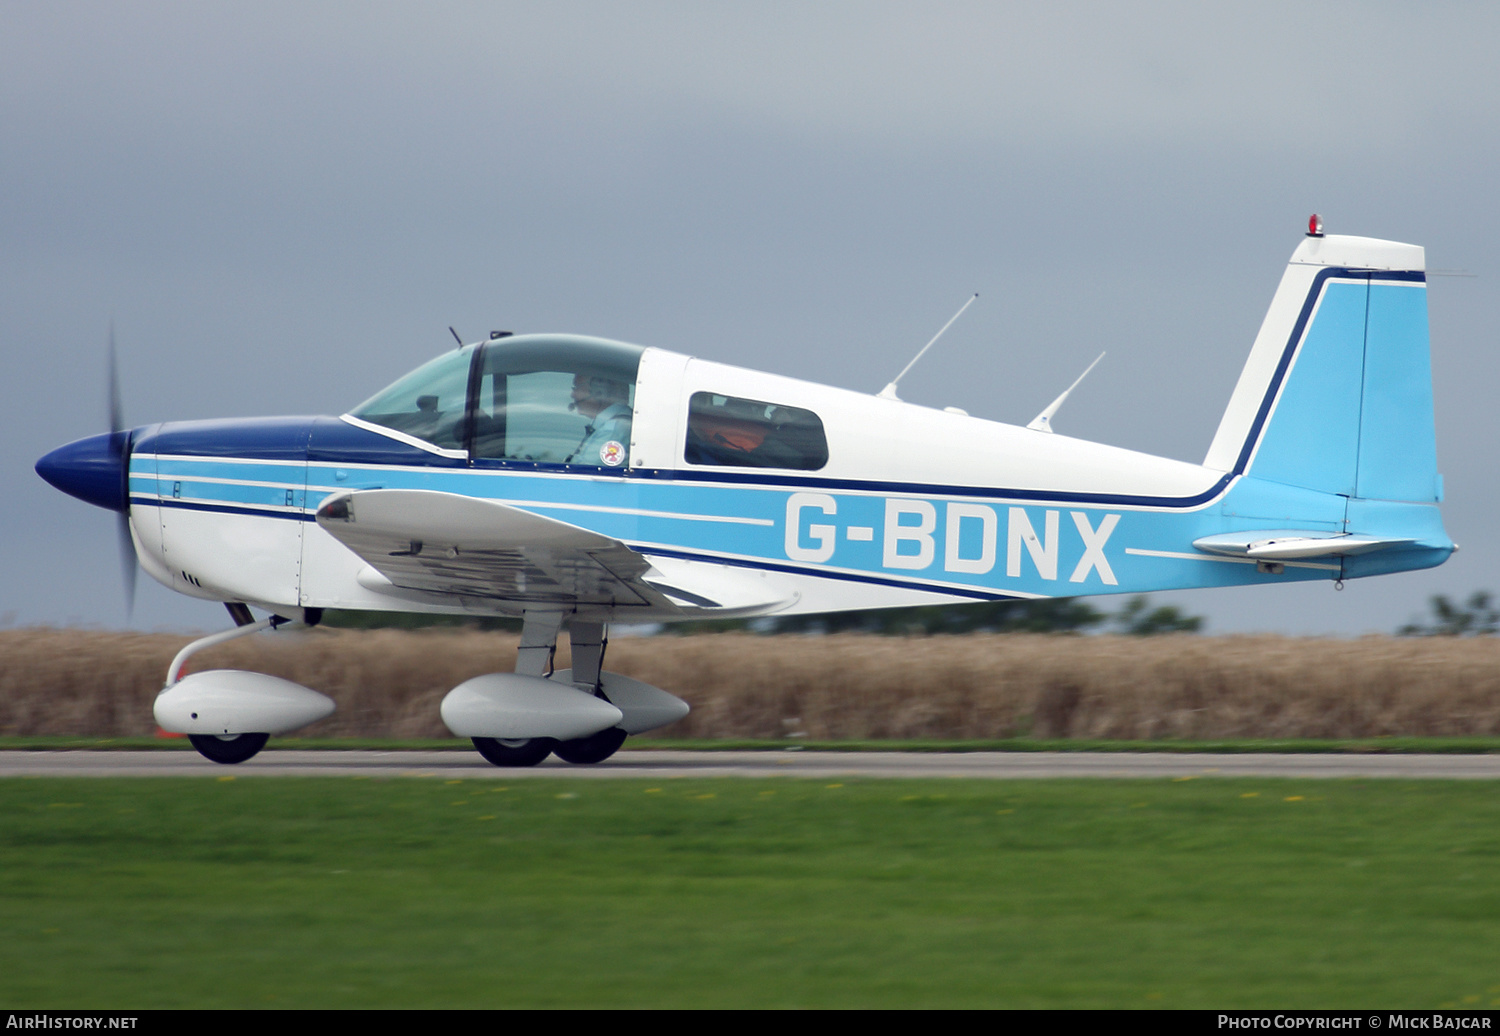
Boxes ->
[462,613,630,768]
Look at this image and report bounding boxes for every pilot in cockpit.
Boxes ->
[566,373,633,467]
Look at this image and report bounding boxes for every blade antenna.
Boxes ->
[878,293,978,401]
[1027,352,1106,434]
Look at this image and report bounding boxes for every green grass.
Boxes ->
[5,735,1500,753]
[2,778,1499,1007]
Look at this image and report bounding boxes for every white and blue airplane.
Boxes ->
[36,221,1453,765]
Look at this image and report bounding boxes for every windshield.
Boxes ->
[347,336,644,467]
[348,345,476,451]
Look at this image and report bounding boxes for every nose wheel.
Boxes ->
[188,732,269,765]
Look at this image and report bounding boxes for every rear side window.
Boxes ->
[685,392,828,471]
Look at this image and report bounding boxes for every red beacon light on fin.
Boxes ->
[1307,214,1324,237]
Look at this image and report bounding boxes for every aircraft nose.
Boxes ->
[35,431,130,513]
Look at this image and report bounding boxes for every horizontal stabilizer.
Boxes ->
[1193,530,1417,560]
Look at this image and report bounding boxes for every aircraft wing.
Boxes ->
[315,489,795,617]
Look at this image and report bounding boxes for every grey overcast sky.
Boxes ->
[5,2,1496,634]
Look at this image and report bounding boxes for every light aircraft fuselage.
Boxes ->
[34,227,1453,765]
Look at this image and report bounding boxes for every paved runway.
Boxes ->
[4,749,1500,779]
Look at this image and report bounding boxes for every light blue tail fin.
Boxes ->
[1204,234,1439,504]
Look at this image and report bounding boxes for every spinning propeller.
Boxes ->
[34,324,140,615]
[107,326,138,613]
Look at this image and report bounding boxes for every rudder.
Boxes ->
[1204,232,1438,504]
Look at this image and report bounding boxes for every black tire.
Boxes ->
[472,737,554,767]
[188,732,269,765]
[553,726,628,765]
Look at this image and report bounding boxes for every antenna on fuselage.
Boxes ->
[878,293,978,401]
[1027,352,1105,434]
[449,327,464,349]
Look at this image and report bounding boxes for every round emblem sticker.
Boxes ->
[599,441,626,467]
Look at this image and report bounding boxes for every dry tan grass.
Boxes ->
[3,628,1499,740]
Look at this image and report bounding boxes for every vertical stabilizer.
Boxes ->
[1204,234,1437,504]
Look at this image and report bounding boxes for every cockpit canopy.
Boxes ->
[349,335,643,468]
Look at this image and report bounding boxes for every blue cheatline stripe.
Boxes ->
[626,467,1236,510]
[133,497,316,521]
